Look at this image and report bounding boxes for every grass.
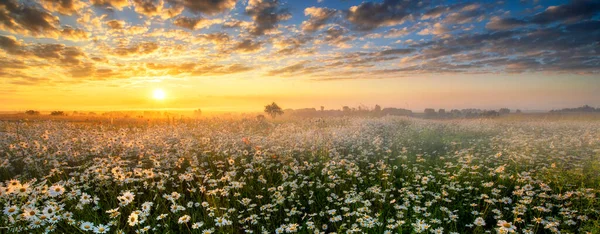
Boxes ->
[0,116,598,233]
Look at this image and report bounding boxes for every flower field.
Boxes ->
[0,117,599,233]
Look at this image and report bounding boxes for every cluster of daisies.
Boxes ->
[0,117,598,233]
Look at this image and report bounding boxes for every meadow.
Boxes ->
[0,116,599,233]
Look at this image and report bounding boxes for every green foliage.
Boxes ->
[0,117,599,233]
[264,102,284,119]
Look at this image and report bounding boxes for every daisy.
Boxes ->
[497,220,517,233]
[156,213,168,220]
[474,217,486,226]
[80,221,94,231]
[128,212,139,226]
[118,191,135,206]
[178,215,191,224]
[93,224,110,233]
[192,222,204,229]
[214,216,232,226]
[48,184,65,197]
[3,205,19,216]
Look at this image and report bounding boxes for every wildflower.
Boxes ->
[156,213,168,220]
[192,222,204,229]
[178,215,191,224]
[17,183,31,196]
[214,216,232,226]
[431,227,444,234]
[285,223,299,232]
[128,212,139,226]
[497,220,517,233]
[474,217,486,226]
[141,202,153,213]
[3,205,19,216]
[118,191,135,206]
[22,207,39,220]
[94,224,110,233]
[48,184,65,197]
[80,221,95,231]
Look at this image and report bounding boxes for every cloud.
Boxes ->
[2,0,600,87]
[375,48,415,56]
[345,0,424,31]
[196,32,230,45]
[486,1,600,31]
[173,16,221,30]
[384,27,414,38]
[267,61,309,76]
[0,57,27,71]
[266,61,323,76]
[421,5,448,20]
[68,62,128,80]
[106,20,125,30]
[320,25,354,48]
[132,0,184,19]
[0,35,87,66]
[90,0,129,11]
[167,0,237,15]
[222,19,252,29]
[443,3,484,24]
[40,0,85,16]
[418,22,451,36]
[486,17,527,30]
[0,1,90,41]
[201,63,254,75]
[530,0,600,24]
[301,7,338,33]
[245,0,291,36]
[0,0,60,36]
[60,27,89,41]
[112,42,160,57]
[272,35,313,56]
[566,20,600,32]
[0,35,24,54]
[145,62,254,76]
[230,39,264,53]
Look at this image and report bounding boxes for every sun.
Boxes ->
[152,89,166,100]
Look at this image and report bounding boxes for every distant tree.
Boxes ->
[374,104,382,112]
[424,108,436,117]
[342,106,351,113]
[264,102,284,118]
[320,106,324,112]
[50,111,65,116]
[381,108,412,116]
[256,114,266,121]
[516,109,522,114]
[550,105,599,113]
[499,108,510,115]
[481,110,499,117]
[438,109,446,116]
[450,109,462,117]
[25,110,40,115]
[193,108,202,117]
[88,112,97,115]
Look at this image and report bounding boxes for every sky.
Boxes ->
[0,0,599,112]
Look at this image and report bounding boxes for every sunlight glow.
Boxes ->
[152,89,166,100]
